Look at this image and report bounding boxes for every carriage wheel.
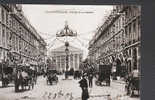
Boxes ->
[105,80,108,86]
[129,86,134,97]
[56,78,58,83]
[2,81,5,87]
[28,85,31,90]
[99,82,102,86]
[125,85,129,95]
[95,81,100,86]
[108,81,110,86]
[50,81,53,85]
[32,83,34,89]
[47,79,48,85]
[107,82,110,86]
[95,81,97,85]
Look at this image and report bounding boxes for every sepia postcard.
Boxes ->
[0,4,141,100]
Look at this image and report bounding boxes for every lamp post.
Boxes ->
[65,42,69,79]
[55,21,77,79]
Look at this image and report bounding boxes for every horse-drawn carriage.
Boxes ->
[14,66,36,92]
[46,69,58,85]
[22,68,36,90]
[125,70,140,97]
[74,71,82,79]
[95,65,111,86]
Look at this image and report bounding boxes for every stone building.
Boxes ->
[88,5,141,76]
[0,4,47,67]
[50,45,83,72]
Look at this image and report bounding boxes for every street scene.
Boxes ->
[0,4,140,100]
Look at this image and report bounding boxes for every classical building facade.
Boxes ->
[0,4,47,66]
[88,5,141,76]
[50,45,83,72]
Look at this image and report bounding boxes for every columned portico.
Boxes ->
[73,54,75,70]
[77,54,79,71]
[50,46,83,72]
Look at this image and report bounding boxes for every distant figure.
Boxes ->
[88,73,93,88]
[79,74,89,100]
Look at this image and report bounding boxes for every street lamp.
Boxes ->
[56,21,77,37]
[56,21,77,79]
[65,48,69,69]
[65,42,69,79]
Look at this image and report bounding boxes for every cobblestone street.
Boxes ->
[0,75,139,100]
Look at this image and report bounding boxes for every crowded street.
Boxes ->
[0,75,139,100]
[0,4,140,100]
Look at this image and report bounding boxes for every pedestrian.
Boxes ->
[15,69,22,92]
[79,74,89,100]
[88,73,93,88]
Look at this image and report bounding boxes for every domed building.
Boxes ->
[50,45,83,72]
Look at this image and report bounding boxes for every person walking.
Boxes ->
[79,74,89,100]
[15,69,22,92]
[88,73,93,88]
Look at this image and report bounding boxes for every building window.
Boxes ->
[133,21,136,42]
[129,49,131,57]
[133,48,137,69]
[1,8,4,23]
[16,36,18,51]
[11,18,14,29]
[6,30,9,48]
[17,37,19,52]
[129,25,131,45]
[9,17,12,28]
[0,24,1,46]
[2,26,5,47]
[6,12,9,25]
[129,7,132,20]
[12,35,15,50]
[138,18,141,41]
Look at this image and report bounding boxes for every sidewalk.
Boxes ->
[112,79,126,84]
[0,81,14,88]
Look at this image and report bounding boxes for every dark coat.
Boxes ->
[79,78,88,88]
[79,78,89,100]
[88,74,93,80]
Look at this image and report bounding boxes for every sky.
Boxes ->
[22,5,113,59]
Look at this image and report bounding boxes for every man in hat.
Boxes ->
[88,73,93,88]
[79,73,89,100]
